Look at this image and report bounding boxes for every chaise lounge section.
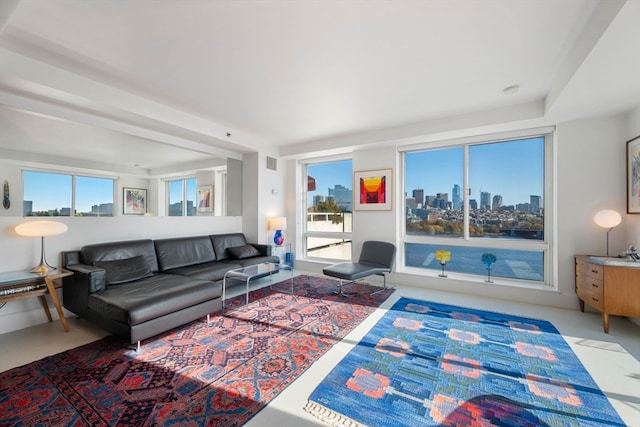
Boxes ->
[61,233,279,346]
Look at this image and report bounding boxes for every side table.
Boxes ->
[268,243,292,264]
[0,269,73,332]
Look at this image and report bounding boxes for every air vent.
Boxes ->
[266,156,277,171]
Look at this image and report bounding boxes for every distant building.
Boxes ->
[329,184,352,212]
[452,184,462,210]
[530,195,541,213]
[89,203,114,216]
[480,191,491,210]
[406,197,416,209]
[492,195,502,210]
[412,189,424,209]
[169,202,183,216]
[436,192,448,209]
[23,200,33,216]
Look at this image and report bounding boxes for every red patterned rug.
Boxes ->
[0,275,393,426]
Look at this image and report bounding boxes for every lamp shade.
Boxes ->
[268,217,287,231]
[594,210,622,229]
[15,220,68,237]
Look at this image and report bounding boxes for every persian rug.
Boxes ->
[306,297,625,427]
[0,275,393,426]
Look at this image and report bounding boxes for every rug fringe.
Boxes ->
[304,400,365,427]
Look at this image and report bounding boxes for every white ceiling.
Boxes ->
[0,0,638,173]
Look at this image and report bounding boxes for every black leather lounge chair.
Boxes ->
[322,240,396,296]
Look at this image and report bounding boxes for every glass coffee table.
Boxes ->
[222,262,293,312]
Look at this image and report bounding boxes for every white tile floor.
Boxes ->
[1,271,639,426]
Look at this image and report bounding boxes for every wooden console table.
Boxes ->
[575,255,640,333]
[0,270,73,332]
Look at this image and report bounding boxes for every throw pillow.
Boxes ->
[227,244,261,260]
[93,255,153,285]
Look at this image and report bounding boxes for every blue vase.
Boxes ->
[273,230,284,245]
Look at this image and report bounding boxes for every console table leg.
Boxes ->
[602,312,610,334]
[39,295,53,322]
[44,276,69,332]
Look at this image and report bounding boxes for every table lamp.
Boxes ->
[15,220,69,274]
[593,209,622,256]
[268,216,287,245]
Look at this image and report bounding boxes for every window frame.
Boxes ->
[22,169,116,217]
[301,156,353,262]
[165,176,197,216]
[399,127,555,288]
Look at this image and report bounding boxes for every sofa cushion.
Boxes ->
[154,236,216,272]
[87,274,222,326]
[81,239,160,273]
[210,233,248,261]
[227,244,261,260]
[93,255,153,285]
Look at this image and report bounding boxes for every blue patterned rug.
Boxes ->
[305,297,625,426]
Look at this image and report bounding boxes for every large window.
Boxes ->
[167,178,196,216]
[23,171,114,216]
[304,159,353,260]
[402,131,552,285]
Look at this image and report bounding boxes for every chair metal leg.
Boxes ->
[333,279,353,297]
[370,273,394,295]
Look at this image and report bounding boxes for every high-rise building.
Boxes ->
[412,189,424,208]
[406,197,416,209]
[329,184,353,212]
[530,195,541,213]
[492,195,503,210]
[436,193,449,210]
[452,184,462,210]
[480,191,491,209]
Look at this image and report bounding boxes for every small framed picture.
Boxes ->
[123,187,147,215]
[627,135,640,214]
[353,168,393,211]
[197,185,214,213]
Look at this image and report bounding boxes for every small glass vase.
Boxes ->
[439,262,447,278]
[485,265,493,283]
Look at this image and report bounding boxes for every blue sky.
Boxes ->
[308,137,544,207]
[24,171,114,213]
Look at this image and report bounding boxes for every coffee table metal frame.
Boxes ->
[222,262,293,312]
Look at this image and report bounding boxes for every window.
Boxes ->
[23,170,114,216]
[167,178,196,216]
[402,131,552,285]
[304,159,353,261]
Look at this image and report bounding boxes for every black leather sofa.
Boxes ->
[61,233,279,346]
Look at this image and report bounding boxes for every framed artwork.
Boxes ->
[197,185,214,213]
[123,187,147,215]
[627,135,640,214]
[354,168,392,211]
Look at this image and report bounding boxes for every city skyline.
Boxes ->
[307,137,544,210]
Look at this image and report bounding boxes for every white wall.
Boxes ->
[556,114,630,288]
[351,146,399,258]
